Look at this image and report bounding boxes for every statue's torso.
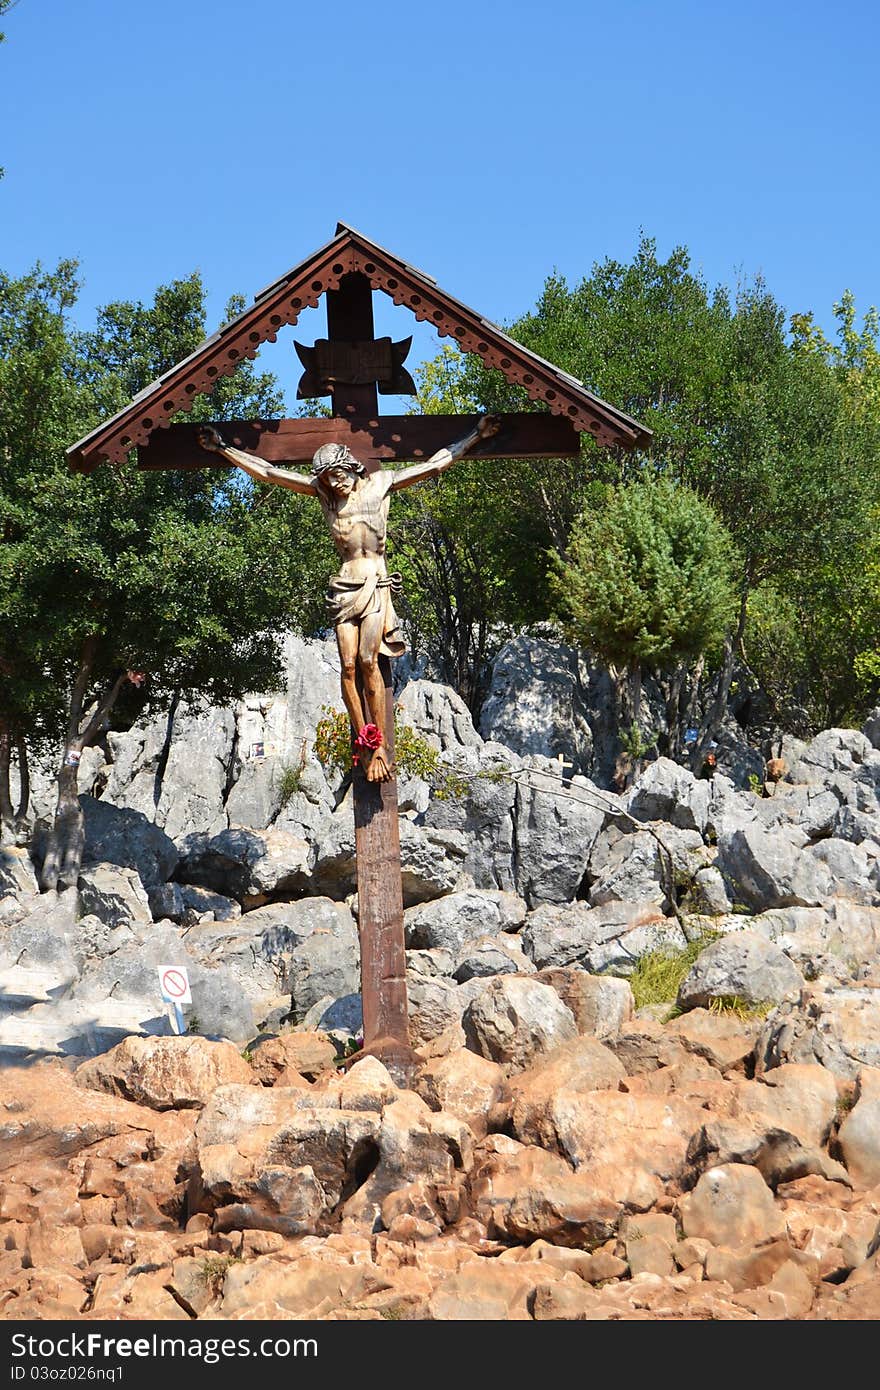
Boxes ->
[319,473,390,581]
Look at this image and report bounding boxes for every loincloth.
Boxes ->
[326,571,407,658]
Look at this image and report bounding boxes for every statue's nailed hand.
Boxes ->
[197,425,226,453]
[477,415,501,439]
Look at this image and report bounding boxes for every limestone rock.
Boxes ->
[420,742,519,892]
[521,899,666,970]
[513,758,606,906]
[534,968,634,1038]
[479,636,595,775]
[404,889,526,954]
[248,1032,337,1084]
[176,825,311,900]
[677,932,804,1011]
[0,847,38,899]
[716,824,828,911]
[452,935,535,982]
[837,1068,880,1186]
[75,1035,255,1110]
[416,1049,506,1139]
[626,758,711,834]
[76,862,151,928]
[513,1084,705,1188]
[396,679,483,752]
[679,1164,786,1247]
[408,976,488,1049]
[80,795,178,887]
[756,986,880,1080]
[588,825,667,909]
[462,976,577,1067]
[469,1136,620,1248]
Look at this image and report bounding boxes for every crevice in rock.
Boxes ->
[222,713,242,812]
[152,690,181,813]
[338,1137,381,1205]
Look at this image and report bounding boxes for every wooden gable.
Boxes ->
[66,223,651,472]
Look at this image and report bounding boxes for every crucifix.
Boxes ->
[67,225,650,1076]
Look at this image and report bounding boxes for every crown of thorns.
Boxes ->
[311,443,365,477]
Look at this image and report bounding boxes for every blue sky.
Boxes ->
[2,0,878,407]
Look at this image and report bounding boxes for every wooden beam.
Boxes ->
[352,659,410,1054]
[326,272,379,419]
[134,413,581,471]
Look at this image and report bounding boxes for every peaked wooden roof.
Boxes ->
[67,223,651,470]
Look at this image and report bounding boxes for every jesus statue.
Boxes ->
[197,416,500,782]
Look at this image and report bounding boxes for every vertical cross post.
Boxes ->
[328,273,411,1055]
[352,659,408,1047]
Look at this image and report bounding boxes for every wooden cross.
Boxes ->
[67,227,650,1076]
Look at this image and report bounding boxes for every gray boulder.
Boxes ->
[716,823,826,911]
[754,784,842,841]
[784,728,874,786]
[303,992,363,1039]
[287,922,360,1024]
[452,935,535,982]
[625,758,711,834]
[479,636,595,775]
[718,823,878,912]
[514,758,607,906]
[863,709,880,751]
[69,920,255,1043]
[399,819,469,904]
[407,975,489,1047]
[405,947,455,979]
[534,969,634,1038]
[396,679,483,753]
[404,889,526,954]
[177,825,311,901]
[588,825,667,909]
[224,633,342,828]
[746,903,880,983]
[80,796,178,887]
[146,882,185,921]
[421,743,519,891]
[521,900,666,970]
[832,805,880,847]
[179,884,241,920]
[77,863,151,928]
[756,986,880,1080]
[0,847,38,900]
[312,799,470,904]
[677,931,804,1011]
[462,974,577,1067]
[103,702,234,840]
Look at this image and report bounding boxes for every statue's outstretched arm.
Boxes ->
[387,416,501,492]
[197,427,317,495]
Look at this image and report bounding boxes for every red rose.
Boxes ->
[352,723,383,764]
[354,723,383,751]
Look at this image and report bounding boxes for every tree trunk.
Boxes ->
[14,736,30,825]
[40,761,84,892]
[0,721,13,832]
[40,635,126,893]
[688,586,749,775]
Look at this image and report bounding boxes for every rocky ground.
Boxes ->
[1,635,880,1319]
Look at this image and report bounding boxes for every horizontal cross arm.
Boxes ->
[131,413,581,471]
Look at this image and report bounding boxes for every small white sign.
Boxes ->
[158,965,192,1004]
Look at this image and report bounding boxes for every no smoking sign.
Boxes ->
[158,965,192,1005]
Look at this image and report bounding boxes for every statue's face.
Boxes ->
[324,466,357,495]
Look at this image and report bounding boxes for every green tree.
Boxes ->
[455,236,879,741]
[551,477,737,766]
[0,261,329,882]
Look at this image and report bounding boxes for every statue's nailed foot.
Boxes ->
[364,746,394,782]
